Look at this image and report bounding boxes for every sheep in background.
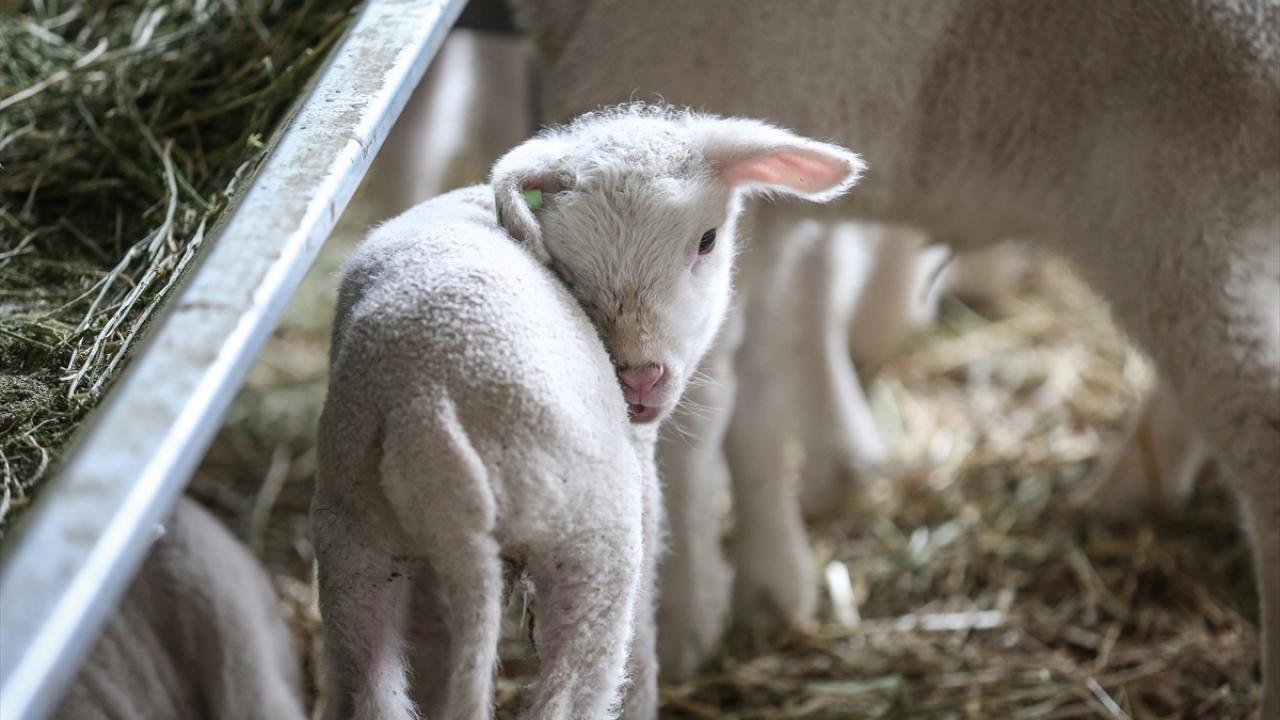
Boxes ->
[52,497,307,720]
[363,14,1221,683]
[311,105,864,720]
[360,25,1063,679]
[346,28,531,228]
[517,2,1280,711]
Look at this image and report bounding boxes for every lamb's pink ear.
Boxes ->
[490,138,565,263]
[694,118,865,202]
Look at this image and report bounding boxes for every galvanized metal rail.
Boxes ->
[0,1,467,717]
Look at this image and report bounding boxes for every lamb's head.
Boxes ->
[493,105,864,424]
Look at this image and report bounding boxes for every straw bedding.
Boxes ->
[193,236,1262,718]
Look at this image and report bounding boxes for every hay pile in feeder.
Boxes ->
[0,0,360,534]
[193,241,1262,717]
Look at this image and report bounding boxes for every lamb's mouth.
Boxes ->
[627,403,661,424]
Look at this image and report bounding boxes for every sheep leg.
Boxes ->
[844,225,936,376]
[1173,235,1277,717]
[406,560,453,719]
[379,398,507,720]
[798,223,949,518]
[653,312,739,679]
[177,501,308,720]
[1077,212,1279,716]
[795,225,890,520]
[523,532,642,720]
[1084,379,1210,513]
[417,533,505,720]
[314,511,415,720]
[725,210,821,635]
[1242,476,1280,719]
[622,463,663,719]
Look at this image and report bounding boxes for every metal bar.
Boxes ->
[0,1,466,718]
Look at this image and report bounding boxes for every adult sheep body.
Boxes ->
[518,0,1280,710]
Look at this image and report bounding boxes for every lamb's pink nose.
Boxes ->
[619,364,665,404]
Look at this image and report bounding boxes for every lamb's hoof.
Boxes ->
[657,571,730,680]
[657,613,726,681]
[730,554,817,646]
[799,454,864,523]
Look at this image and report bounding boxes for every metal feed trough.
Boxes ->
[0,1,468,718]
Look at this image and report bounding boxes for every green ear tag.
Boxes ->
[497,188,544,226]
[522,188,543,211]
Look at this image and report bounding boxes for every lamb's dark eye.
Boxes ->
[698,228,717,255]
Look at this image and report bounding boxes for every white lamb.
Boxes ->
[517,1,1280,711]
[311,105,864,720]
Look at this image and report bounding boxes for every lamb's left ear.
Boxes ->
[692,117,865,203]
[490,137,566,263]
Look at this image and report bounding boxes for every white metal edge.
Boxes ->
[0,2,466,718]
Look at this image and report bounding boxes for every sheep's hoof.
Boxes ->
[730,554,817,643]
[657,560,730,680]
[1074,430,1195,518]
[657,611,726,681]
[1074,452,1160,516]
[798,453,864,523]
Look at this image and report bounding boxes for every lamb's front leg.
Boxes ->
[622,459,664,719]
[726,211,822,635]
[653,311,738,679]
[795,225,890,520]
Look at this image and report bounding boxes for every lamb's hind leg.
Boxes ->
[406,560,452,718]
[523,528,642,720]
[416,531,505,720]
[1081,212,1279,715]
[1241,451,1280,720]
[313,508,415,720]
[383,398,506,720]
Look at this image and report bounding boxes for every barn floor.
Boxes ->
[190,210,1262,719]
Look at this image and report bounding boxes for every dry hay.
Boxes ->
[0,0,359,536]
[191,237,1261,718]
